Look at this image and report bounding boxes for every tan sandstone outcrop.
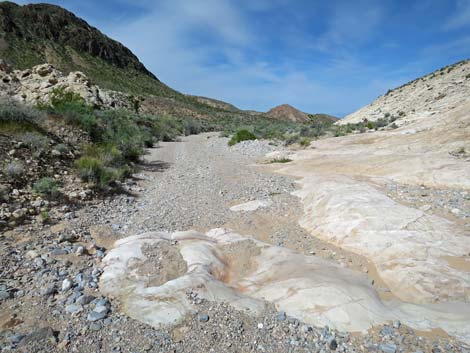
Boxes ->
[0,62,132,109]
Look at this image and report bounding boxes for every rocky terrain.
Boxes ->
[0,2,469,352]
[339,60,470,126]
[1,134,468,353]
[0,62,132,110]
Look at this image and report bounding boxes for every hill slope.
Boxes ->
[0,1,184,99]
[266,104,310,122]
[339,60,470,126]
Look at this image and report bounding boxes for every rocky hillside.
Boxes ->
[266,104,310,122]
[339,60,470,126]
[0,2,180,98]
[0,2,331,124]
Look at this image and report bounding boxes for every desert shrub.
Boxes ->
[74,156,122,188]
[269,158,292,163]
[284,134,302,145]
[0,97,45,127]
[4,161,25,179]
[390,123,398,129]
[299,137,311,147]
[50,87,86,111]
[384,112,391,118]
[22,132,49,152]
[182,119,203,136]
[33,177,60,199]
[0,185,8,201]
[54,143,68,153]
[367,121,376,130]
[228,129,257,146]
[40,209,50,223]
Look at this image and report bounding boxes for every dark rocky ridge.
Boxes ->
[0,1,156,79]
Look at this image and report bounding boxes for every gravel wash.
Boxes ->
[1,133,468,352]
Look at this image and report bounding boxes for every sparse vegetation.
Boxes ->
[54,143,68,153]
[22,132,49,154]
[0,97,45,131]
[33,177,61,199]
[269,158,292,163]
[40,209,50,223]
[228,129,257,146]
[4,161,25,179]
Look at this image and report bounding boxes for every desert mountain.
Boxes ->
[339,60,470,126]
[266,104,310,122]
[0,2,333,123]
[266,104,338,124]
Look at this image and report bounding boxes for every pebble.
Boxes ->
[61,278,72,291]
[198,313,209,322]
[277,311,286,321]
[65,303,83,314]
[379,343,397,353]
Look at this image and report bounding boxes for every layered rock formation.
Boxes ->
[269,101,470,305]
[101,229,470,343]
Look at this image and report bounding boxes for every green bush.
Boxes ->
[33,177,60,199]
[75,156,128,189]
[299,138,311,147]
[228,129,257,146]
[269,158,292,163]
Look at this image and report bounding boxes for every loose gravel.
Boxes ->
[1,133,468,352]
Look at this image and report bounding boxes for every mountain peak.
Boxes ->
[266,104,310,122]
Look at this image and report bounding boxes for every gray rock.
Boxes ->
[33,257,45,269]
[379,343,397,353]
[8,333,25,344]
[76,294,95,305]
[0,289,12,300]
[381,326,394,336]
[87,310,108,322]
[89,322,102,331]
[42,286,57,297]
[198,313,209,322]
[65,303,83,314]
[277,311,287,321]
[51,248,68,256]
[392,320,401,329]
[61,278,72,291]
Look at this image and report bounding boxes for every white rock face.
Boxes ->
[272,102,470,306]
[230,200,272,212]
[0,63,131,109]
[100,229,470,343]
[338,60,470,126]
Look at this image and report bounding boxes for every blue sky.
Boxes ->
[15,0,470,116]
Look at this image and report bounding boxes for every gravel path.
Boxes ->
[1,133,468,352]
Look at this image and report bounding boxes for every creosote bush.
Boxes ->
[33,177,60,199]
[228,129,257,146]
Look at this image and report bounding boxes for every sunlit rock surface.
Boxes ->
[230,200,272,212]
[100,229,470,344]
